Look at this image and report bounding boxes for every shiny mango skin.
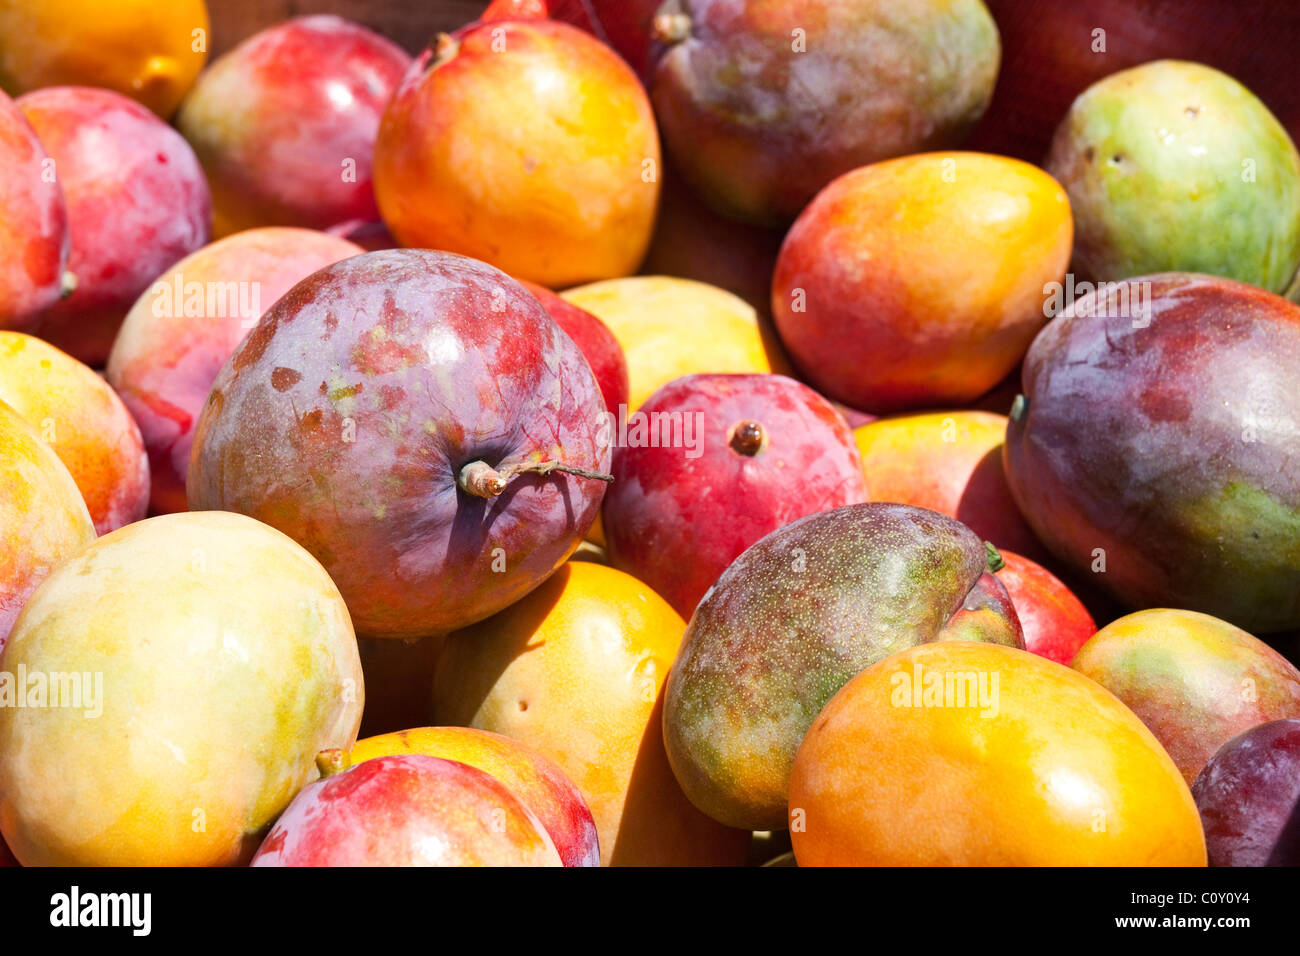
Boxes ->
[790,642,1207,866]
[350,727,599,867]
[0,332,149,535]
[18,85,212,366]
[663,502,1022,831]
[771,152,1072,413]
[251,755,562,867]
[1004,272,1300,633]
[0,0,209,118]
[0,400,95,650]
[0,511,364,866]
[1047,60,1300,294]
[1072,609,1300,784]
[649,0,1000,226]
[177,16,410,237]
[375,19,659,288]
[432,561,749,866]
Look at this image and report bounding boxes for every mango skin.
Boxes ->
[251,755,562,867]
[0,511,364,866]
[562,275,787,412]
[432,561,749,866]
[853,410,1047,561]
[350,727,600,867]
[790,641,1207,866]
[1004,273,1300,633]
[0,332,149,536]
[1046,60,1300,294]
[650,0,1000,225]
[771,152,1072,413]
[663,502,1022,831]
[187,249,611,639]
[1072,609,1300,784]
[375,19,659,288]
[0,0,209,119]
[0,400,95,650]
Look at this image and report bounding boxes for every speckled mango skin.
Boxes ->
[251,754,562,867]
[663,502,1023,831]
[1046,60,1300,294]
[0,332,149,535]
[0,400,94,650]
[1004,273,1300,633]
[187,249,611,639]
[0,511,364,867]
[351,726,599,867]
[650,0,1000,225]
[1072,609,1300,784]
[790,642,1206,866]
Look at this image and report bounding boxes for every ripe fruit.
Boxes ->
[648,0,1001,225]
[1005,273,1300,633]
[790,642,1207,865]
[664,502,1023,830]
[106,227,363,515]
[853,410,1047,560]
[0,0,209,117]
[0,511,363,866]
[996,550,1096,665]
[518,279,629,415]
[562,276,787,410]
[187,249,611,639]
[251,753,562,867]
[0,400,94,650]
[1192,718,1300,867]
[18,85,211,366]
[0,332,148,534]
[177,16,410,236]
[432,561,749,866]
[351,727,599,867]
[1072,609,1300,783]
[602,372,868,618]
[772,153,1072,412]
[1046,60,1300,293]
[0,89,67,332]
[375,19,659,287]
